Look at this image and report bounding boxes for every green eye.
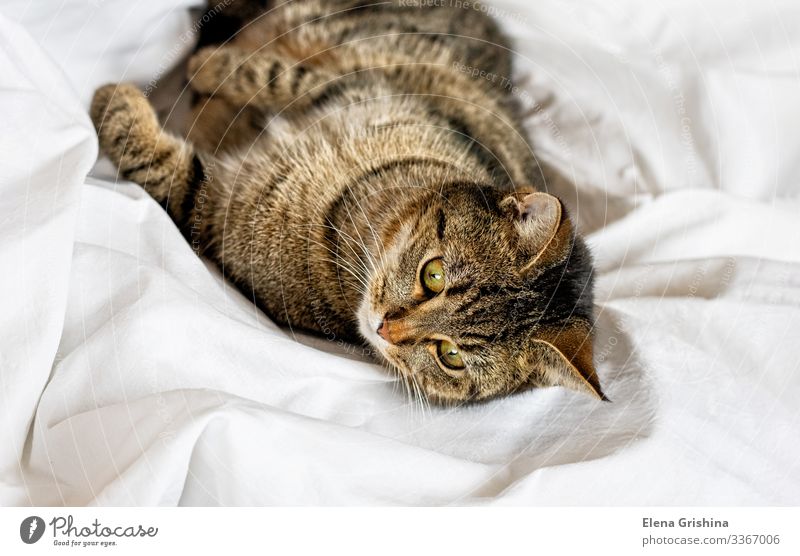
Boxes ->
[421,258,445,295]
[436,339,465,370]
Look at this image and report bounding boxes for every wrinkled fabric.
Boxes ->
[1,0,798,506]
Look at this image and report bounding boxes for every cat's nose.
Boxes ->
[377,319,393,344]
[377,315,414,344]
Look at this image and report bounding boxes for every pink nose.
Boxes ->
[377,319,392,344]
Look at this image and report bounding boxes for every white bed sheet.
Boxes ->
[1,0,798,505]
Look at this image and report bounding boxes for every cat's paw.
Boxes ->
[187,46,242,95]
[90,83,159,161]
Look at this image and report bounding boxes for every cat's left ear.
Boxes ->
[501,190,570,271]
[528,320,608,401]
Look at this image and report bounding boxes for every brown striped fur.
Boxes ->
[90,0,605,404]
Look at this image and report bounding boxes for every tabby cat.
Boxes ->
[90,0,606,404]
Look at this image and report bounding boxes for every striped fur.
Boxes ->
[90,0,605,404]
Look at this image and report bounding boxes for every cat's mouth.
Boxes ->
[357,302,423,387]
[357,297,391,358]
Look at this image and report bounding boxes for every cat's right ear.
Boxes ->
[500,190,566,270]
[527,320,608,401]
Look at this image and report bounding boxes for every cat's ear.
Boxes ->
[501,191,570,271]
[529,320,608,400]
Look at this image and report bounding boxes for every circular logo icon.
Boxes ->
[20,516,45,544]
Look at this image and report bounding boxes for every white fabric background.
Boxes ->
[0,0,798,505]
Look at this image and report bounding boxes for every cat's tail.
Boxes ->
[90,83,212,242]
[194,0,271,50]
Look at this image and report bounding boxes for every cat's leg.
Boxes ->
[90,83,211,238]
[187,47,334,111]
[186,96,264,154]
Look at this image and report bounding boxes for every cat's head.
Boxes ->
[358,183,605,404]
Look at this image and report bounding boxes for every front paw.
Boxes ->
[187,46,241,95]
[90,83,158,159]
